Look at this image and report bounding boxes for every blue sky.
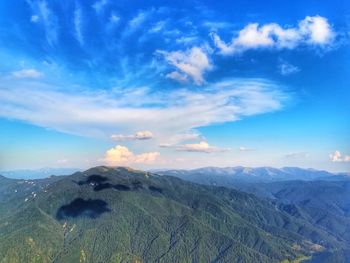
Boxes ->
[0,0,349,172]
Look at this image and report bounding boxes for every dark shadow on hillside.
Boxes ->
[75,174,108,185]
[114,184,131,191]
[75,174,140,192]
[93,183,131,192]
[132,181,143,190]
[94,183,113,191]
[73,174,161,194]
[56,198,110,220]
[149,185,163,193]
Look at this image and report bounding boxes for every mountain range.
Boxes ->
[155,166,349,183]
[0,166,349,262]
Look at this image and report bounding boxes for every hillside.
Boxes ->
[0,166,346,263]
[157,167,350,262]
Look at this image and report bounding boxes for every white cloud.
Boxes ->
[12,69,43,79]
[212,16,334,55]
[104,145,159,165]
[30,15,39,23]
[129,11,148,30]
[329,150,350,162]
[111,130,153,141]
[279,61,300,76]
[74,7,84,45]
[56,159,68,164]
[239,146,255,152]
[203,21,234,31]
[92,0,108,14]
[134,152,160,163]
[149,21,166,33]
[110,13,120,24]
[0,77,289,142]
[285,152,309,159]
[176,141,229,153]
[175,36,198,45]
[158,46,212,85]
[166,71,188,83]
[159,130,204,147]
[299,16,334,44]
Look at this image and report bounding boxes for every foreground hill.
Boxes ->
[0,167,347,263]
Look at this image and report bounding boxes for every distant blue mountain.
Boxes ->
[156,166,348,183]
[0,167,81,179]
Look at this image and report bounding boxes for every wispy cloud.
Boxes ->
[278,61,300,75]
[92,0,108,14]
[239,146,255,152]
[149,21,167,33]
[109,13,120,24]
[74,6,84,45]
[11,69,43,79]
[162,141,229,153]
[128,10,149,31]
[202,21,234,31]
[158,46,212,85]
[166,71,188,83]
[0,77,289,141]
[111,131,153,141]
[159,131,204,147]
[211,16,335,55]
[329,150,350,162]
[27,0,58,45]
[30,15,39,23]
[56,159,68,164]
[285,151,309,159]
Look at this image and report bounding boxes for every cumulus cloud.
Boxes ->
[299,16,334,44]
[329,151,350,162]
[12,69,43,79]
[111,130,153,141]
[212,16,334,55]
[134,152,160,163]
[158,46,212,85]
[104,145,159,165]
